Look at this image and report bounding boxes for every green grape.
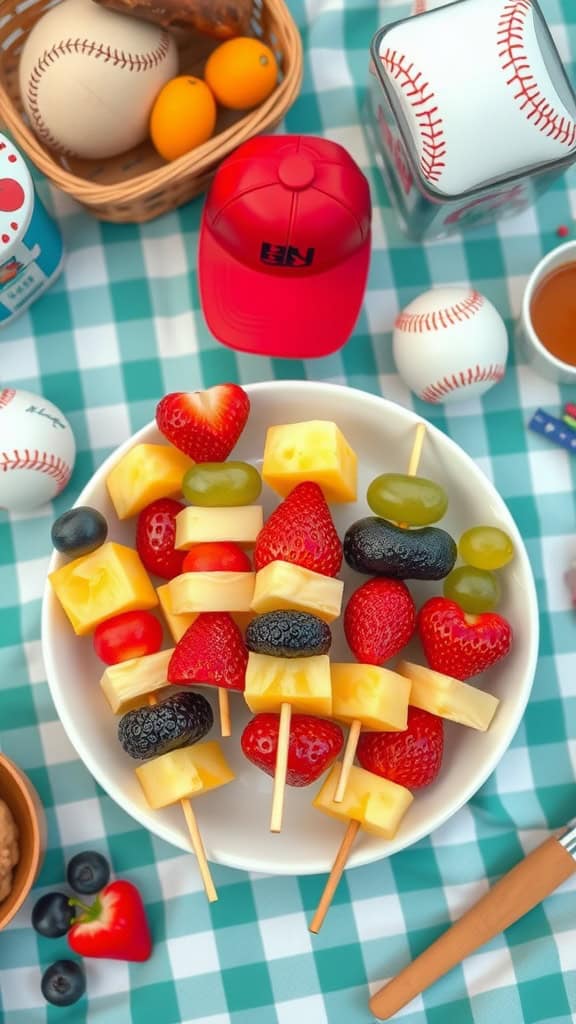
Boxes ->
[366,473,448,526]
[182,461,262,506]
[458,526,514,571]
[443,566,500,614]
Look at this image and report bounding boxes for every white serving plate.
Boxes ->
[42,381,538,876]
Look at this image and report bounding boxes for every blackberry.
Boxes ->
[118,691,213,760]
[246,611,332,658]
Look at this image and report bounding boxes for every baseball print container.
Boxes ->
[366,0,576,240]
[0,133,63,325]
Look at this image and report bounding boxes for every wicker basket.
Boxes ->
[0,0,303,222]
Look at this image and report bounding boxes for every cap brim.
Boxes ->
[198,224,371,359]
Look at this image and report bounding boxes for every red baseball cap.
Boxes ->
[198,135,372,359]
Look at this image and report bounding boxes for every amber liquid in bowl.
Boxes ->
[530,263,576,366]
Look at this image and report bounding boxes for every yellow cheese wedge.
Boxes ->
[49,542,157,636]
[245,652,332,716]
[135,741,235,809]
[331,664,411,731]
[106,443,193,520]
[396,661,500,731]
[100,648,174,714]
[167,572,255,613]
[262,420,357,502]
[251,560,343,622]
[175,505,263,549]
[313,763,413,838]
[156,584,253,641]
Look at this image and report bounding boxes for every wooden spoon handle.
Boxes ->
[369,836,576,1020]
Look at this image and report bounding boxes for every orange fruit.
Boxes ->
[204,37,278,111]
[150,76,217,162]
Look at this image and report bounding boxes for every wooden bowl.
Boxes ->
[0,754,46,930]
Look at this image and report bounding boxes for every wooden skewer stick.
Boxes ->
[148,694,218,903]
[309,820,361,933]
[332,421,427,805]
[310,420,428,929]
[270,701,292,833]
[218,688,231,738]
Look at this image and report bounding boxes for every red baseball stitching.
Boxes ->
[421,365,506,402]
[497,0,576,147]
[26,33,171,153]
[413,0,428,12]
[395,291,484,333]
[0,449,71,491]
[380,49,446,183]
[0,388,16,409]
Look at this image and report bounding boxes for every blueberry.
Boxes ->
[118,691,213,760]
[246,611,332,657]
[41,960,86,1007]
[66,851,110,895]
[31,892,75,938]
[51,506,108,557]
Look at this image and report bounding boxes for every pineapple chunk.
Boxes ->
[331,664,410,731]
[157,584,253,640]
[49,542,157,636]
[175,506,263,549]
[106,443,193,520]
[251,560,343,622]
[167,572,255,613]
[313,763,413,838]
[396,661,500,731]
[100,648,174,714]
[135,741,235,809]
[262,420,357,502]
[245,652,332,716]
[157,583,197,642]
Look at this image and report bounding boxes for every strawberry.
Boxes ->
[344,577,416,664]
[254,482,342,577]
[357,707,444,789]
[136,498,185,580]
[241,713,344,786]
[156,383,250,462]
[67,880,151,962]
[418,596,512,680]
[168,612,248,691]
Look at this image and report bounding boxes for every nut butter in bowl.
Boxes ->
[0,754,46,930]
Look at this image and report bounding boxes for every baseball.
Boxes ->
[19,0,178,160]
[0,388,76,512]
[393,287,509,404]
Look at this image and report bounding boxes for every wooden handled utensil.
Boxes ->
[369,822,576,1020]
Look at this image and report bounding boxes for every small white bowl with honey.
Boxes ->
[519,241,576,383]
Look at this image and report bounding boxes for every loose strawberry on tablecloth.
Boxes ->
[67,880,151,962]
[418,596,512,680]
[136,498,185,580]
[241,713,344,786]
[156,383,250,462]
[168,612,248,692]
[254,481,342,577]
[344,577,416,664]
[357,706,444,789]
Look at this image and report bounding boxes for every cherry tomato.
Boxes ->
[93,610,163,665]
[182,542,252,573]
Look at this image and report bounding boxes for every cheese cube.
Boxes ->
[251,560,343,622]
[106,443,193,519]
[245,652,332,716]
[49,542,157,636]
[167,572,255,614]
[313,763,413,838]
[100,648,174,714]
[396,661,500,731]
[157,584,253,640]
[175,506,263,549]
[262,420,357,502]
[331,664,411,731]
[135,741,235,809]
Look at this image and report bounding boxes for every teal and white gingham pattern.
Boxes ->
[1,0,576,1020]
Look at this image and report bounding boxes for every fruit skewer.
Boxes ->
[332,422,426,803]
